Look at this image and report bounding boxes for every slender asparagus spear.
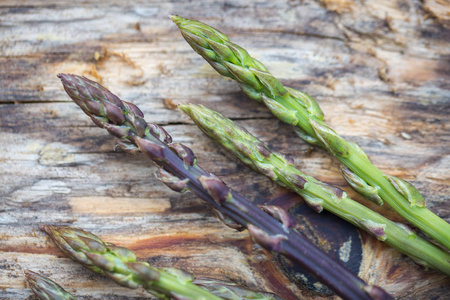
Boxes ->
[58,73,392,300]
[181,104,450,276]
[41,225,223,300]
[34,225,279,300]
[171,15,450,249]
[25,270,76,300]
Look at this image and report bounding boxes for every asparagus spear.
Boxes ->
[33,225,279,300]
[170,15,450,249]
[58,73,392,300]
[41,225,223,300]
[180,104,450,276]
[40,225,281,300]
[25,270,76,300]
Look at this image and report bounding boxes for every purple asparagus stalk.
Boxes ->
[57,73,392,300]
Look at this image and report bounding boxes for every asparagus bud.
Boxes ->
[25,270,76,300]
[171,15,450,250]
[40,225,223,300]
[58,74,392,300]
[180,103,450,276]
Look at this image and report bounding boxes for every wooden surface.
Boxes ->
[1,0,449,299]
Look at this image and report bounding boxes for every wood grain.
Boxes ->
[1,0,449,299]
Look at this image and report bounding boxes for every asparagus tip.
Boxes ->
[24,270,42,290]
[24,269,35,280]
[39,224,53,235]
[25,269,76,300]
[177,103,192,114]
[178,103,208,120]
[24,270,46,287]
[56,73,71,82]
[169,14,184,25]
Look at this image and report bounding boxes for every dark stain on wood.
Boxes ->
[274,202,363,296]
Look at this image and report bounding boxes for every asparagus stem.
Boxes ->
[40,225,223,300]
[25,270,76,300]
[170,15,450,250]
[181,104,450,276]
[58,73,393,300]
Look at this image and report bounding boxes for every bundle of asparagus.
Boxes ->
[180,104,450,275]
[58,73,392,300]
[25,270,76,300]
[41,225,280,300]
[171,15,450,249]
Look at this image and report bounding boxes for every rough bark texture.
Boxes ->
[0,1,449,299]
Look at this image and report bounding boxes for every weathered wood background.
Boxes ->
[1,0,449,299]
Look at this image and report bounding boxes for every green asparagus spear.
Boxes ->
[32,225,279,300]
[58,73,392,300]
[41,225,224,300]
[25,270,76,300]
[171,15,450,249]
[181,104,450,276]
